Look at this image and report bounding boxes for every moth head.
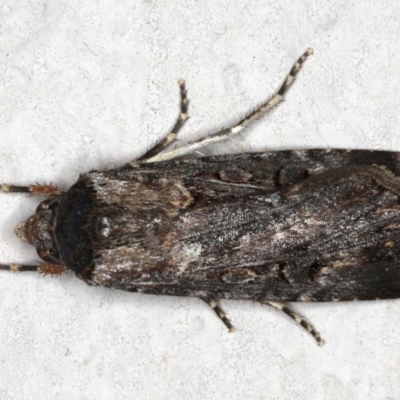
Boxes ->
[14,199,60,263]
[7,179,96,280]
[14,222,28,242]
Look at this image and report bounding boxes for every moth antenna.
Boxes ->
[229,137,246,152]
[263,301,325,346]
[289,164,400,198]
[147,48,314,162]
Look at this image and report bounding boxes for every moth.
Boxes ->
[3,48,400,346]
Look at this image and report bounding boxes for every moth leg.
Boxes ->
[138,79,189,162]
[199,297,236,332]
[0,263,66,276]
[0,184,62,196]
[262,301,325,346]
[146,48,313,163]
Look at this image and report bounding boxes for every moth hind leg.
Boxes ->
[262,301,325,346]
[146,48,314,162]
[199,297,236,332]
[138,79,189,162]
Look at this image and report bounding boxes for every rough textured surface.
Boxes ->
[1,1,400,399]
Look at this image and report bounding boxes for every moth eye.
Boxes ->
[36,202,49,212]
[35,197,60,212]
[38,249,50,259]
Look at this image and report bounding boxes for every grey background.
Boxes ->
[0,1,399,399]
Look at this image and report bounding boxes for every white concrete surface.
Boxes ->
[0,1,400,399]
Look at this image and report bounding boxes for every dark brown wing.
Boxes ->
[83,150,400,302]
[164,171,400,302]
[115,149,400,201]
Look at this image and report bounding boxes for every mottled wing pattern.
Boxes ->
[118,149,400,196]
[90,150,400,302]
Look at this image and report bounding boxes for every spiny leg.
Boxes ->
[0,263,66,276]
[199,297,236,332]
[146,48,314,163]
[138,79,189,162]
[262,301,325,346]
[1,184,62,196]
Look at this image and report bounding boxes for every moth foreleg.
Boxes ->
[147,48,314,163]
[0,263,66,276]
[262,301,325,346]
[199,297,236,332]
[0,184,62,197]
[138,79,189,162]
